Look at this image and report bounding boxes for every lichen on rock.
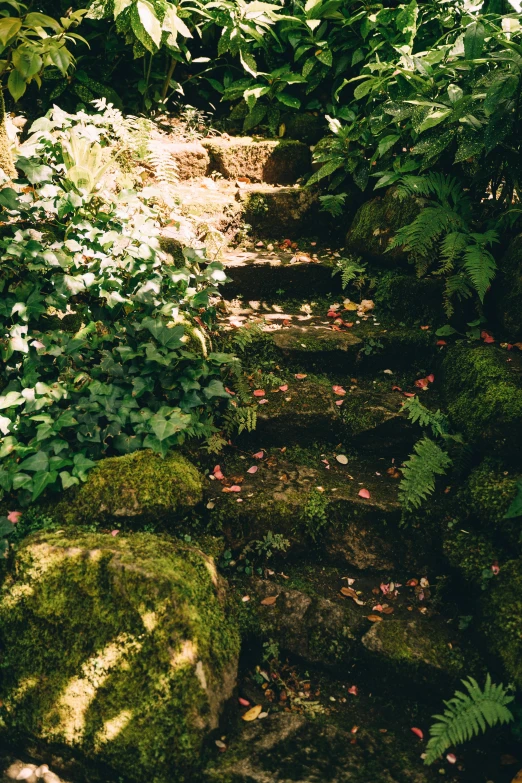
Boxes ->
[53,450,203,527]
[0,530,240,783]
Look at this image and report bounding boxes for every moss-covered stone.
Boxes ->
[441,344,522,452]
[494,233,522,340]
[374,271,445,325]
[284,113,325,145]
[443,528,498,585]
[345,187,422,262]
[466,459,520,550]
[203,138,310,185]
[483,557,522,687]
[361,617,466,677]
[0,531,240,782]
[240,185,318,239]
[54,450,203,527]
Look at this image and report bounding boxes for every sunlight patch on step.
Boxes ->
[51,634,142,744]
[95,709,133,748]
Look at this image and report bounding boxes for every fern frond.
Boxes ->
[425,674,514,765]
[444,274,473,317]
[462,243,497,302]
[437,231,468,275]
[332,255,367,288]
[396,173,463,208]
[389,205,463,260]
[147,138,179,185]
[402,396,449,438]
[231,323,264,352]
[399,437,452,510]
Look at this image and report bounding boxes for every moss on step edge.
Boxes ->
[374,271,444,325]
[484,557,522,687]
[0,531,240,783]
[54,450,203,527]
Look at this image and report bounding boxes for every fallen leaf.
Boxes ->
[382,606,394,615]
[380,583,390,594]
[253,389,266,397]
[335,399,344,406]
[253,451,264,459]
[342,577,355,585]
[213,465,225,480]
[7,510,21,524]
[242,705,263,721]
[340,587,364,605]
[258,399,268,404]
[295,373,307,379]
[242,595,250,602]
[403,392,415,398]
[336,454,348,465]
[111,530,119,536]
[344,301,358,311]
[372,604,383,612]
[279,384,288,391]
[481,330,495,343]
[348,685,358,695]
[247,466,258,474]
[436,339,447,346]
[238,697,250,706]
[420,325,430,331]
[446,753,457,764]
[332,385,346,395]
[411,727,424,740]
[415,378,429,389]
[358,488,371,499]
[491,561,500,575]
[426,374,435,383]
[351,725,359,733]
[406,578,419,587]
[367,614,383,622]
[260,595,278,606]
[258,711,269,719]
[215,739,227,749]
[223,485,241,493]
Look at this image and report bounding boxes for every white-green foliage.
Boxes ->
[399,437,452,511]
[390,173,498,314]
[425,675,514,765]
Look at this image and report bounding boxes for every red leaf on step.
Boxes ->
[332,385,346,395]
[446,754,457,764]
[411,727,424,740]
[247,466,258,474]
[238,697,250,707]
[7,510,21,524]
[392,385,402,392]
[253,451,264,459]
[279,384,288,391]
[335,399,344,406]
[223,485,241,493]
[225,387,236,395]
[348,685,358,695]
[358,488,370,499]
[253,389,266,397]
[426,374,435,383]
[481,330,495,343]
[327,310,338,318]
[111,530,119,536]
[436,339,447,346]
[295,373,307,379]
[403,392,415,398]
[415,378,428,389]
[213,465,225,481]
[258,399,268,404]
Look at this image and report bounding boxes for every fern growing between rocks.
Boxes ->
[425,675,514,765]
[399,437,452,511]
[332,255,367,289]
[402,396,449,438]
[390,173,498,314]
[231,323,264,352]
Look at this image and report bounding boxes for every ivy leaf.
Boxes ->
[202,379,231,399]
[60,471,80,490]
[0,187,22,210]
[0,517,14,537]
[150,412,190,441]
[18,451,49,472]
[32,470,57,500]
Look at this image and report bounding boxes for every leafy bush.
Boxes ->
[0,105,234,505]
[425,674,514,765]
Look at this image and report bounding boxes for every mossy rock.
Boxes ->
[54,450,203,527]
[443,527,498,586]
[374,271,444,325]
[494,233,522,340]
[284,113,325,145]
[240,185,318,239]
[345,187,422,262]
[0,530,240,782]
[465,459,520,550]
[441,344,522,453]
[203,138,310,185]
[483,557,522,687]
[361,617,467,679]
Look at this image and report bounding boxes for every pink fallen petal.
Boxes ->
[436,339,447,346]
[348,685,358,695]
[327,310,338,318]
[380,583,390,595]
[213,465,225,480]
[403,392,415,398]
[415,378,428,389]
[238,697,250,707]
[491,561,500,575]
[332,385,346,395]
[111,530,119,536]
[446,753,457,764]
[253,451,264,459]
[481,330,495,344]
[279,384,288,392]
[411,727,424,740]
[253,389,266,397]
[426,374,435,383]
[335,399,344,406]
[247,466,258,474]
[258,399,268,404]
[372,604,384,612]
[229,485,241,492]
[295,373,307,380]
[358,488,371,499]
[7,510,22,524]
[225,386,236,395]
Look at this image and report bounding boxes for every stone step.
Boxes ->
[221,247,341,299]
[166,136,311,185]
[161,180,318,244]
[206,451,413,571]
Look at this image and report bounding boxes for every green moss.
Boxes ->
[484,557,522,687]
[374,271,444,325]
[443,528,498,584]
[54,450,203,527]
[242,186,317,239]
[466,460,520,548]
[284,113,325,144]
[442,344,522,451]
[203,138,310,185]
[345,187,421,262]
[0,530,239,782]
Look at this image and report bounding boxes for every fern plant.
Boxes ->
[319,192,347,217]
[425,675,514,765]
[332,255,367,290]
[399,436,452,511]
[401,396,449,438]
[390,174,499,315]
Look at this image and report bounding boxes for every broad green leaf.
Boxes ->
[464,22,485,60]
[150,411,190,441]
[240,50,258,77]
[32,470,57,500]
[0,187,21,210]
[275,92,300,109]
[114,0,133,17]
[0,518,14,537]
[202,379,230,399]
[24,12,62,31]
[447,84,463,104]
[243,103,267,131]
[8,68,27,101]
[315,48,332,67]
[60,471,80,490]
[417,108,452,134]
[377,134,400,157]
[12,48,42,79]
[19,450,49,472]
[353,78,375,100]
[0,391,24,410]
[0,17,22,46]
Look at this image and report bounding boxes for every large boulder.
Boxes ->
[0,531,240,782]
[345,187,422,262]
[203,138,310,185]
[55,450,203,527]
[494,233,522,340]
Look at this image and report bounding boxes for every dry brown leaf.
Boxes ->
[367,614,383,622]
[382,606,394,615]
[340,587,364,605]
[242,705,263,721]
[260,595,278,606]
